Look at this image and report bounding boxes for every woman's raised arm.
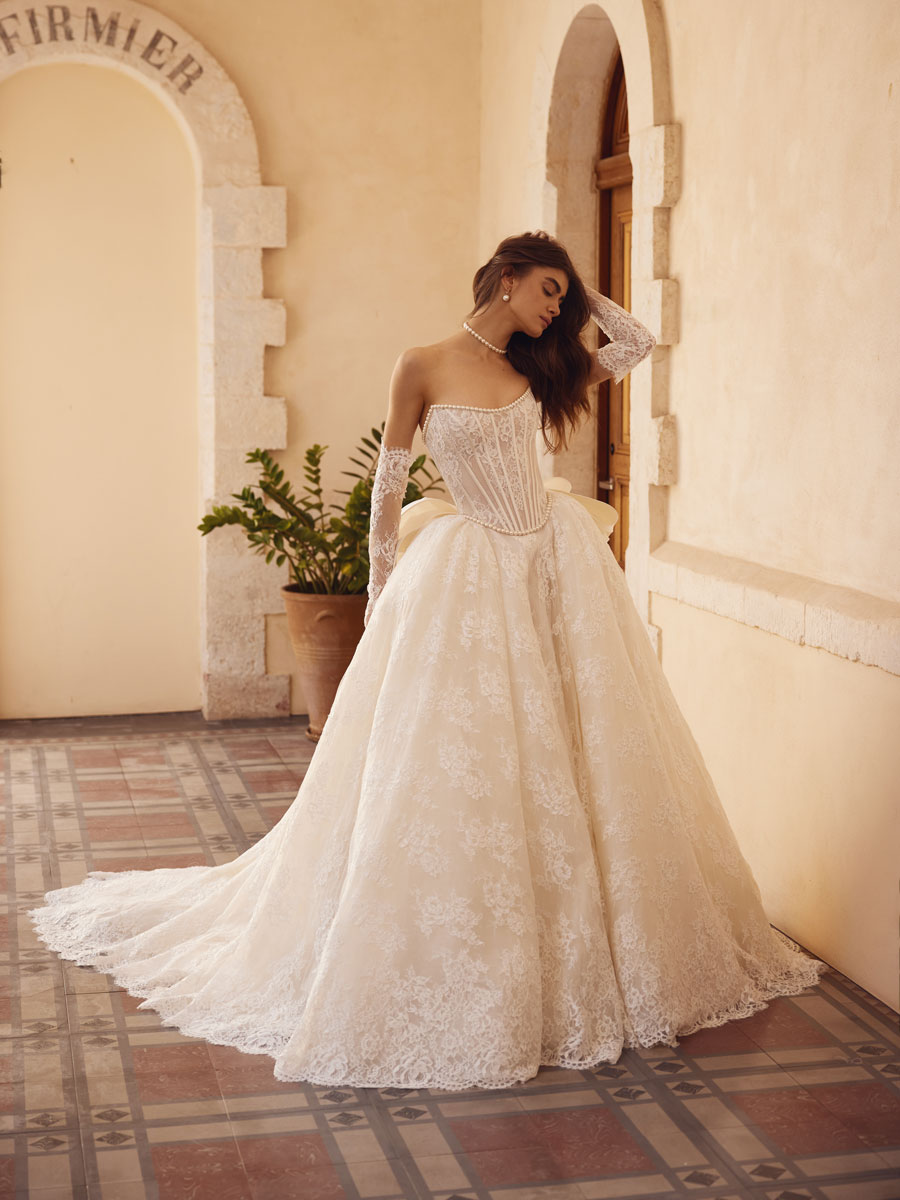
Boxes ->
[584,285,656,385]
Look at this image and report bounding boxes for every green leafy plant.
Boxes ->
[197,425,442,594]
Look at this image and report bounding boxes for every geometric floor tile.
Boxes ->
[2,710,898,1199]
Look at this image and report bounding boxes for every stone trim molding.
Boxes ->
[0,0,260,185]
[0,0,291,718]
[627,119,680,627]
[199,185,290,720]
[649,541,900,676]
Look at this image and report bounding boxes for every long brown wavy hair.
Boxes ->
[467,231,594,454]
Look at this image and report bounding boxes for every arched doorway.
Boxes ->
[545,7,633,568]
[595,51,632,568]
[544,1,678,630]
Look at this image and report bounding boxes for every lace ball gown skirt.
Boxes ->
[29,484,828,1091]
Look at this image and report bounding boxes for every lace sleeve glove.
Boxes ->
[364,444,412,627]
[585,284,656,385]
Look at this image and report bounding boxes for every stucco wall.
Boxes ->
[0,61,200,717]
[651,594,900,1011]
[0,0,482,716]
[665,0,900,602]
[658,0,899,1008]
[134,0,481,440]
[142,0,482,707]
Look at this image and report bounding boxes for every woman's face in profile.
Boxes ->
[505,265,569,339]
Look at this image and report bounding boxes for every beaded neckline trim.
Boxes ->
[421,387,533,441]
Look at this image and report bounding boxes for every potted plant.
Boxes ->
[198,428,442,740]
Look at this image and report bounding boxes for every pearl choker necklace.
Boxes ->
[462,322,507,355]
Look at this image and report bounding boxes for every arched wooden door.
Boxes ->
[594,54,632,569]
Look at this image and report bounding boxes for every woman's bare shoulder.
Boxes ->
[388,340,453,414]
[395,336,457,370]
[394,336,463,390]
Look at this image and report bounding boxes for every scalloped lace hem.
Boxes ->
[29,902,829,1094]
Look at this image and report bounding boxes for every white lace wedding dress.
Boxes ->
[31,378,828,1091]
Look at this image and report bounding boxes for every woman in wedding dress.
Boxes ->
[31,231,827,1092]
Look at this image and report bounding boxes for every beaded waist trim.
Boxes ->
[456,493,552,535]
[395,478,619,563]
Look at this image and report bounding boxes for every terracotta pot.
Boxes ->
[281,586,367,741]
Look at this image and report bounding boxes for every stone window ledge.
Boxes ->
[648,541,900,676]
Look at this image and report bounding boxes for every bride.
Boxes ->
[30,230,827,1092]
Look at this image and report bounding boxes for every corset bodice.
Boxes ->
[421,388,551,535]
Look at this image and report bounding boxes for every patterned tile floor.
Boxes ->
[1,712,898,1200]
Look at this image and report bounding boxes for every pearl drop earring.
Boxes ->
[502,293,510,302]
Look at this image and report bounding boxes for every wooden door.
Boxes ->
[594,55,633,569]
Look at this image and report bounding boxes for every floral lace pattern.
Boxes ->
[585,285,656,384]
[365,444,412,626]
[422,389,550,534]
[30,400,828,1092]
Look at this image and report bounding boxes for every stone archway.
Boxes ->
[536,2,895,678]
[541,1,679,646]
[544,7,621,503]
[0,0,289,718]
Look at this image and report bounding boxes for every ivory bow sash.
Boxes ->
[396,476,618,563]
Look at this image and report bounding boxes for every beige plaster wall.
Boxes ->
[480,2,610,256]
[651,593,900,1011]
[139,0,482,712]
[657,0,900,1006]
[479,0,900,600]
[665,0,900,602]
[0,61,200,717]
